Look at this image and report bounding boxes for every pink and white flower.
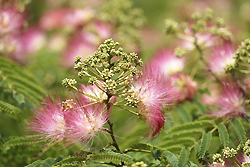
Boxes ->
[65,98,109,144]
[27,96,66,142]
[131,65,177,137]
[149,49,185,76]
[208,80,248,118]
[179,31,215,51]
[169,72,198,102]
[207,42,236,74]
[0,4,24,35]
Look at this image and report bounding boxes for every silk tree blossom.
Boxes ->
[63,32,97,67]
[0,4,24,34]
[130,65,177,137]
[178,31,215,51]
[39,7,94,31]
[65,98,109,144]
[27,96,66,142]
[149,49,185,76]
[169,72,198,102]
[208,80,248,118]
[207,43,236,74]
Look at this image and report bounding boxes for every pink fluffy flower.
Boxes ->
[65,98,109,144]
[0,4,24,34]
[149,49,185,76]
[20,26,46,55]
[131,65,177,137]
[179,31,215,51]
[27,96,66,142]
[39,7,94,31]
[63,31,97,67]
[208,80,248,118]
[207,43,236,74]
[169,72,198,102]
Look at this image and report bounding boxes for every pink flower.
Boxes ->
[208,80,247,118]
[131,65,177,137]
[0,4,24,34]
[207,43,236,74]
[27,96,66,142]
[63,31,97,67]
[169,72,198,102]
[20,27,46,55]
[179,31,215,51]
[149,49,185,76]
[65,98,109,144]
[39,7,94,31]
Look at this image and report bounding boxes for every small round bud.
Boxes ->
[164,19,179,34]
[191,12,201,21]
[215,17,225,26]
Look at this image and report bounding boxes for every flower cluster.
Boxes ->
[28,95,109,146]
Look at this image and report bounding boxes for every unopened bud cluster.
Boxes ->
[222,147,237,159]
[64,39,143,105]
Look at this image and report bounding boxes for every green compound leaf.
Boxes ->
[230,118,247,146]
[199,132,212,158]
[54,156,85,166]
[89,151,134,165]
[178,148,190,167]
[0,57,45,105]
[169,120,214,133]
[159,137,195,147]
[217,124,229,147]
[163,151,178,167]
[3,136,41,147]
[25,158,54,167]
[0,100,22,120]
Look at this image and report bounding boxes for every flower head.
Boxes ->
[179,31,215,51]
[65,97,109,143]
[27,95,66,142]
[208,80,248,118]
[149,49,185,76]
[0,4,24,34]
[207,42,236,73]
[169,72,198,102]
[130,65,177,137]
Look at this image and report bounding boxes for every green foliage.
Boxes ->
[53,156,85,166]
[178,148,190,167]
[0,100,22,120]
[217,124,229,147]
[25,157,55,167]
[162,151,178,167]
[0,57,45,105]
[195,132,212,159]
[230,118,247,146]
[89,151,134,165]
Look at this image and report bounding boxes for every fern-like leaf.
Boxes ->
[0,57,45,105]
[199,132,212,158]
[25,158,55,167]
[165,129,205,141]
[163,151,178,167]
[3,136,42,147]
[90,151,134,165]
[178,148,189,167]
[54,156,85,166]
[159,137,195,147]
[230,118,247,146]
[169,120,214,133]
[0,100,22,120]
[217,124,229,147]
